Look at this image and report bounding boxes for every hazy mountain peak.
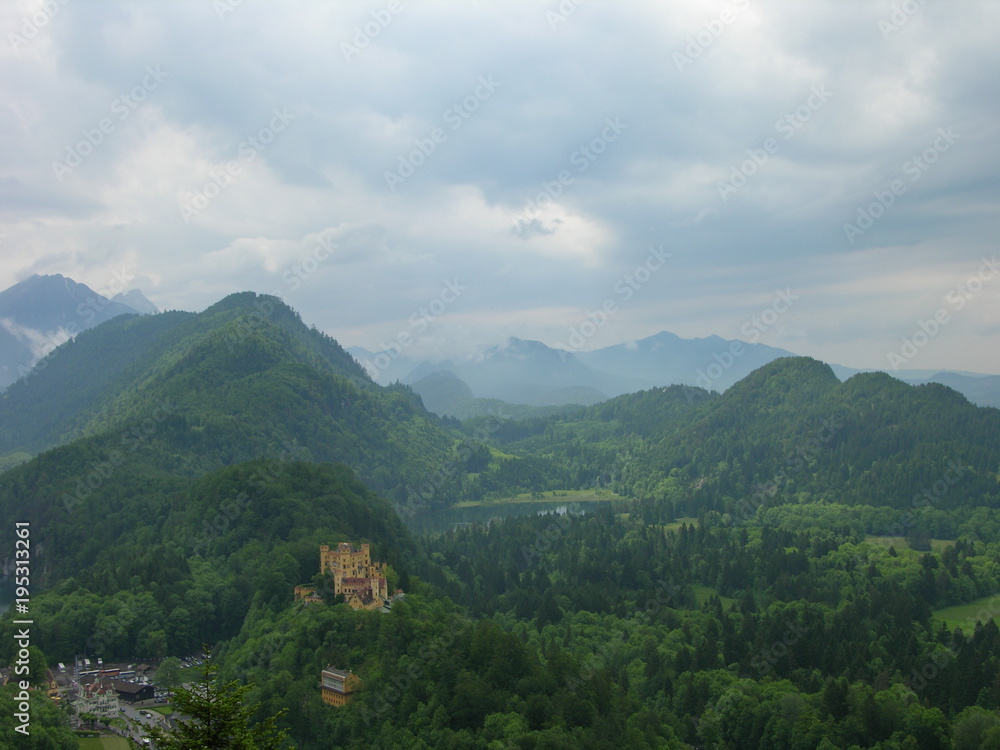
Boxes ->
[0,273,146,390]
[112,289,159,315]
[640,330,683,347]
[477,336,571,363]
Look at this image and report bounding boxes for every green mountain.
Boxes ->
[0,292,455,504]
[0,292,368,452]
[1,458,415,660]
[497,357,1000,514]
[0,292,468,661]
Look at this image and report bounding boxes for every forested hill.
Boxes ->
[0,292,372,456]
[0,458,416,660]
[0,292,456,504]
[497,357,1000,514]
[0,295,454,662]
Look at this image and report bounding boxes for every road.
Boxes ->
[116,701,174,746]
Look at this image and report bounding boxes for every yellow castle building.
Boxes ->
[295,542,389,610]
[321,667,362,706]
[323,542,389,609]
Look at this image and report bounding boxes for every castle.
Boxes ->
[295,542,389,611]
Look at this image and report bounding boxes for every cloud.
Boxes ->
[0,0,998,373]
[0,316,70,362]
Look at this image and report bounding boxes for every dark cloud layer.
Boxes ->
[1,0,998,373]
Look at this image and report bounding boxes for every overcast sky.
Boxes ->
[2,0,998,373]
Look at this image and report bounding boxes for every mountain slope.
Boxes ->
[0,273,153,390]
[492,357,1000,514]
[358,330,1000,409]
[0,457,416,659]
[0,273,139,329]
[0,292,455,505]
[0,293,373,454]
[625,358,1000,511]
[0,292,468,662]
[906,371,1000,409]
[0,309,193,454]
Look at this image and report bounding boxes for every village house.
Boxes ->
[113,680,155,704]
[320,667,362,706]
[76,682,119,717]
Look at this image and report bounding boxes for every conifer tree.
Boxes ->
[149,649,288,750]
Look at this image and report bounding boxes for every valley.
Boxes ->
[1,291,999,749]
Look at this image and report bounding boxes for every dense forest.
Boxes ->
[205,500,1000,749]
[1,295,1000,748]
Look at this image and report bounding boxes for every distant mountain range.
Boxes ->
[348,333,780,410]
[351,333,1000,416]
[0,274,158,390]
[2,275,996,414]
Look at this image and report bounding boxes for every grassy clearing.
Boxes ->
[864,536,955,554]
[662,517,699,533]
[933,594,1000,634]
[455,489,619,508]
[691,584,736,610]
